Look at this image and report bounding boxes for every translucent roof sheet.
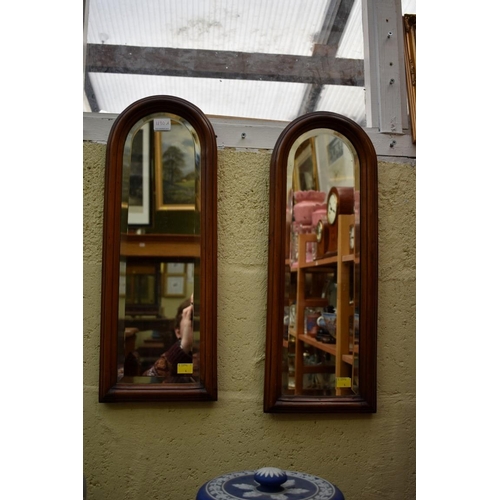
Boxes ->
[87,0,331,55]
[85,0,416,124]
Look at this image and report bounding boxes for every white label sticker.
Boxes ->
[154,118,171,131]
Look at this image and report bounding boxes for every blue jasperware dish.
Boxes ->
[196,467,345,500]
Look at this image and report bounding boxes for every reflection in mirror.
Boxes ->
[284,129,359,397]
[119,113,201,385]
[119,259,200,385]
[99,96,217,402]
[264,112,378,413]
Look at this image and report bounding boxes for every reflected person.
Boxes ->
[143,295,196,382]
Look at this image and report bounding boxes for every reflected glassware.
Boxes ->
[289,304,296,328]
[317,311,337,338]
[283,306,290,340]
[304,307,321,336]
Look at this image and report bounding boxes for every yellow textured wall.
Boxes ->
[83,142,416,500]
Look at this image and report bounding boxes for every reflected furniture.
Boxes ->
[287,215,358,397]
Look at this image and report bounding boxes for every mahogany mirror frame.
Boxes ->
[264,111,378,413]
[99,95,218,403]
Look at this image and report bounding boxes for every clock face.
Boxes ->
[327,192,338,225]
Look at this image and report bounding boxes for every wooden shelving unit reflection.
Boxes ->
[285,214,358,396]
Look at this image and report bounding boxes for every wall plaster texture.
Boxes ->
[83,143,416,500]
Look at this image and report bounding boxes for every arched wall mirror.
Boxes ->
[264,112,378,413]
[99,95,217,402]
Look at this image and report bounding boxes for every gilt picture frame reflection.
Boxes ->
[292,139,319,192]
[154,118,200,211]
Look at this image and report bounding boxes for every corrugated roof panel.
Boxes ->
[84,0,414,123]
[337,0,416,59]
[88,0,330,55]
[317,85,366,125]
[402,0,416,14]
[337,0,363,59]
[90,72,308,121]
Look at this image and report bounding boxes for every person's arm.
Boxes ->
[178,301,194,354]
[165,340,192,366]
[165,302,194,380]
[144,302,194,380]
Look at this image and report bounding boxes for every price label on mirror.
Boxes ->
[336,377,352,388]
[154,118,171,131]
[177,363,194,374]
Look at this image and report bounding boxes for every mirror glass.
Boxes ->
[118,114,201,384]
[283,129,359,397]
[264,112,377,413]
[99,96,217,402]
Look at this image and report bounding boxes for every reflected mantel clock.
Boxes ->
[316,186,354,260]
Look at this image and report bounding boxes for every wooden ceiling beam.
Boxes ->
[299,0,356,114]
[86,43,364,87]
[84,72,100,112]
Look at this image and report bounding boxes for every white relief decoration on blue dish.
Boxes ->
[233,485,255,491]
[200,470,338,500]
[234,480,309,499]
[256,468,286,478]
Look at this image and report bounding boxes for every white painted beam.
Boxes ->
[83,113,415,158]
[362,0,408,133]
